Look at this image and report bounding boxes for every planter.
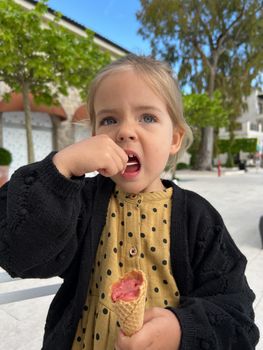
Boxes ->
[0,165,9,187]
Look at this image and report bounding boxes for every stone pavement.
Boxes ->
[177,167,263,350]
[0,168,262,349]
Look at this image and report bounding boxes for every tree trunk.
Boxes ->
[51,115,60,151]
[22,84,35,163]
[197,127,214,170]
[226,120,235,168]
[0,112,3,147]
[196,66,216,170]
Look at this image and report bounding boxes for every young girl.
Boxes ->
[0,54,259,350]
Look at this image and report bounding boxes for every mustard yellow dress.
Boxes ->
[72,186,180,350]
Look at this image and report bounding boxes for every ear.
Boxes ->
[170,128,184,155]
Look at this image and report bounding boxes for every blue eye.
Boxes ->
[100,117,116,126]
[142,114,157,123]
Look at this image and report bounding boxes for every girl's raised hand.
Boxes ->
[115,307,181,350]
[53,134,128,178]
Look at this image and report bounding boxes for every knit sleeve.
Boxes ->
[168,222,259,350]
[0,152,87,279]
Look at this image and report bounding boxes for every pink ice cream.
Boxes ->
[111,270,144,302]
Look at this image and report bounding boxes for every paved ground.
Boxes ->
[0,167,262,349]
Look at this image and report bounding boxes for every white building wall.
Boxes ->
[74,123,92,143]
[217,90,263,165]
[239,91,260,123]
[3,112,53,177]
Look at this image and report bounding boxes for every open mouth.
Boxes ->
[125,153,141,174]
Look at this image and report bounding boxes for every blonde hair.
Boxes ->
[87,54,193,163]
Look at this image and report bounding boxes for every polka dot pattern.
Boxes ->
[72,186,180,350]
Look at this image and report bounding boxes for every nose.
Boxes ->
[116,121,137,143]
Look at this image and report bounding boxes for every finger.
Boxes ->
[101,136,127,159]
[112,151,128,172]
[143,307,161,324]
[95,135,128,171]
[106,153,127,176]
[100,143,127,174]
[116,325,153,350]
[97,151,125,177]
[112,144,129,168]
[98,168,109,177]
[115,330,129,350]
[115,309,157,349]
[108,139,128,161]
[107,148,129,176]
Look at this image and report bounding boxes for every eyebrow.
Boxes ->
[96,105,163,116]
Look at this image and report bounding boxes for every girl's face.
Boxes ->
[94,69,183,193]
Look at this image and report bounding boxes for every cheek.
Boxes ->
[95,126,110,136]
[159,130,175,151]
[151,142,171,162]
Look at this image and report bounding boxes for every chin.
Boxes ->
[114,179,163,194]
[112,173,163,193]
[117,183,143,194]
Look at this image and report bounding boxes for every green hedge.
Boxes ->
[176,162,190,170]
[218,138,257,154]
[0,147,12,165]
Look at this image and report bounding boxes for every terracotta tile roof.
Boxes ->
[0,93,67,119]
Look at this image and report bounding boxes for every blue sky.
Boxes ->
[47,0,151,55]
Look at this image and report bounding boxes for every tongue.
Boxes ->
[125,163,140,173]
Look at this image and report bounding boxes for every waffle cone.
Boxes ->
[111,270,147,337]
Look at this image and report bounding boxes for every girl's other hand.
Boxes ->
[115,307,181,350]
[53,134,128,178]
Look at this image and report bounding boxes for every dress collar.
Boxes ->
[114,186,173,204]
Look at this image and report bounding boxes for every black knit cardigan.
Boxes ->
[0,153,259,349]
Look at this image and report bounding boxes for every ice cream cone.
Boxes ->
[110,270,147,336]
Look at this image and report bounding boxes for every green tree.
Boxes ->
[137,0,263,169]
[183,91,229,129]
[183,91,229,167]
[0,0,110,163]
[218,138,257,167]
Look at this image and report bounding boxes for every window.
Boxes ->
[250,123,258,131]
[234,122,242,131]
